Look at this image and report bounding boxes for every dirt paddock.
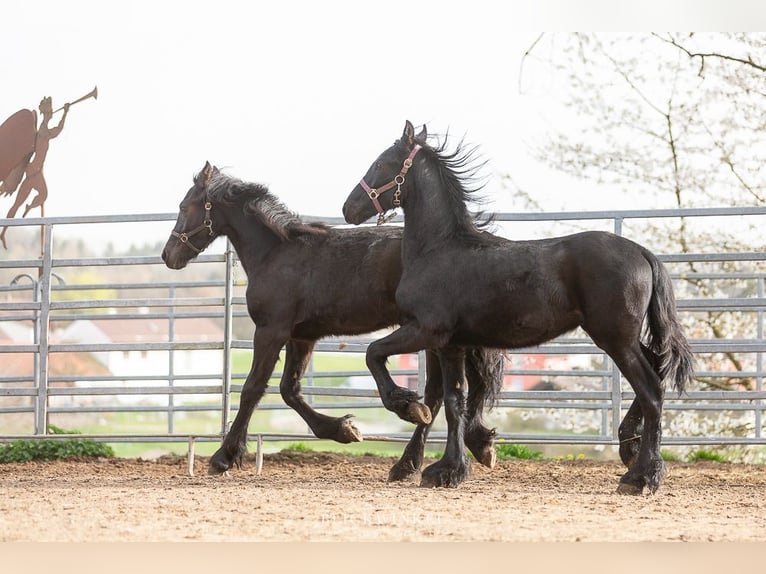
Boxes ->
[1,451,765,542]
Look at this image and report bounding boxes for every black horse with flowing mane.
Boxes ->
[342,121,694,494]
[162,162,504,480]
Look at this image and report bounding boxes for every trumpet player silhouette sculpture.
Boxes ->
[0,86,97,249]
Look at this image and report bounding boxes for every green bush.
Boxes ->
[495,443,543,460]
[0,426,114,463]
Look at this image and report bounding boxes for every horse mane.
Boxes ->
[412,131,495,233]
[202,170,329,241]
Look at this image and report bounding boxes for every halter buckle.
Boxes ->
[376,210,397,225]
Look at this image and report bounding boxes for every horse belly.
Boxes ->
[446,268,581,349]
[453,302,578,349]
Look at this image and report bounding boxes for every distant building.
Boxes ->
[56,316,225,377]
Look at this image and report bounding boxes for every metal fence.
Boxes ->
[1,206,765,455]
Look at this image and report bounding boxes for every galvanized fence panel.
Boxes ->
[0,207,764,452]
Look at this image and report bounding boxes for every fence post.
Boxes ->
[757,276,764,440]
[417,350,427,396]
[168,285,176,434]
[221,239,235,437]
[35,224,54,435]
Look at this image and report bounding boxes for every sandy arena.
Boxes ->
[1,450,765,542]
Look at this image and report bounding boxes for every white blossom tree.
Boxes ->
[515,33,766,455]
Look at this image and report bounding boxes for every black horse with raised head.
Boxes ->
[162,162,504,479]
[343,121,694,494]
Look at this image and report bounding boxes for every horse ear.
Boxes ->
[201,161,213,184]
[402,120,415,146]
[416,124,427,142]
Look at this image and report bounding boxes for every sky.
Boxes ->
[0,0,761,249]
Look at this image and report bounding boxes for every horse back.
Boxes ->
[397,230,655,349]
[246,226,405,338]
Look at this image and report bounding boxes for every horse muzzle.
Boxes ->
[161,243,190,270]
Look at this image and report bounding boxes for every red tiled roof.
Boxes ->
[85,317,224,343]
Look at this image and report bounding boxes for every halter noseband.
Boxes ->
[359,144,421,225]
[171,200,213,254]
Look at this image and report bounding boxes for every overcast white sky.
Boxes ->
[1,0,761,249]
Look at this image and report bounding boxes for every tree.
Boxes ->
[523,33,765,210]
[520,33,766,450]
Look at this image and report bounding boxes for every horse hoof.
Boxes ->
[208,459,230,475]
[208,447,236,475]
[388,460,419,482]
[420,458,470,488]
[616,482,644,495]
[420,471,465,489]
[337,417,363,443]
[477,445,496,469]
[405,402,432,425]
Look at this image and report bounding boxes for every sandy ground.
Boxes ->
[1,451,765,542]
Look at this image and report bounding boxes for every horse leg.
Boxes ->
[463,348,501,469]
[618,399,643,468]
[608,345,666,494]
[388,350,444,482]
[366,322,448,424]
[209,331,285,475]
[618,342,662,467]
[279,339,362,443]
[421,347,471,488]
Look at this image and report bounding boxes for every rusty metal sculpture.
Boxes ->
[0,86,97,249]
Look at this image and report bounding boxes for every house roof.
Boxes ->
[81,317,225,343]
[0,349,110,380]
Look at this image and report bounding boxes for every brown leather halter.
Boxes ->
[171,200,213,254]
[359,144,421,225]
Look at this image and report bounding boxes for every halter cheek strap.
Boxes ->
[360,144,421,225]
[171,200,214,254]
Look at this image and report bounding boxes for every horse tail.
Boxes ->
[465,347,505,415]
[643,250,694,395]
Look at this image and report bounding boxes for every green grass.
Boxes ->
[231,349,368,386]
[687,449,728,463]
[495,443,544,460]
[284,442,312,452]
[661,449,682,462]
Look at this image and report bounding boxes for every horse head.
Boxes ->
[162,161,221,269]
[342,120,426,225]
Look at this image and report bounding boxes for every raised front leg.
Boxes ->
[279,339,362,443]
[209,330,285,475]
[366,322,449,425]
[421,347,471,488]
[388,350,443,482]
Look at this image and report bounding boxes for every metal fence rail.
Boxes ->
[1,206,764,452]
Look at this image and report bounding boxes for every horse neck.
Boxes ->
[217,204,282,278]
[401,163,472,261]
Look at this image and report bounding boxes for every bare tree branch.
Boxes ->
[654,32,766,73]
[518,33,545,95]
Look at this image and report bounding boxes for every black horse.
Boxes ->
[162,162,504,479]
[342,121,694,494]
